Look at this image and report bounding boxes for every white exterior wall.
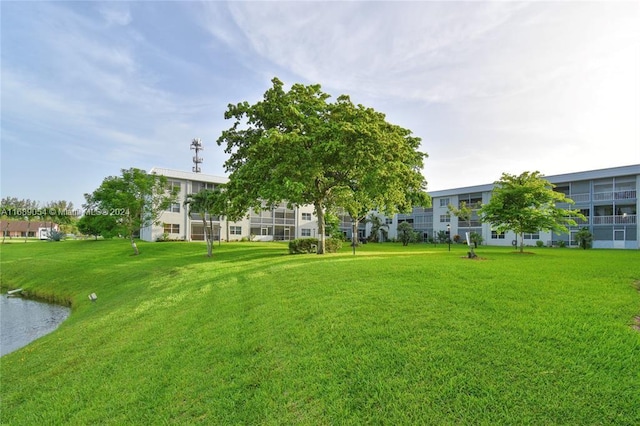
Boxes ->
[144,165,639,249]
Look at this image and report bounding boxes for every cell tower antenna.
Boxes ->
[190,138,204,173]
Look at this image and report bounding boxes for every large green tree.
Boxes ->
[217,77,429,254]
[84,168,178,255]
[479,171,584,252]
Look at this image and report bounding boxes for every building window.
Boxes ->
[164,223,180,234]
[523,233,540,239]
[301,212,312,221]
[230,226,242,235]
[439,198,450,207]
[385,218,393,225]
[193,181,216,192]
[301,228,311,237]
[167,202,180,213]
[439,214,450,223]
[491,230,505,239]
[169,181,181,192]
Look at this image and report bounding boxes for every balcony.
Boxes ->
[592,215,637,225]
[615,190,637,200]
[593,190,637,201]
[569,193,590,203]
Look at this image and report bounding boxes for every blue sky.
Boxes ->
[1,1,639,210]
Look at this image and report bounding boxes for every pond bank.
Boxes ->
[0,293,71,356]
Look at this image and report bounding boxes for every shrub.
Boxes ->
[289,238,319,254]
[47,230,65,242]
[289,238,342,254]
[575,227,593,250]
[325,238,343,253]
[536,240,545,248]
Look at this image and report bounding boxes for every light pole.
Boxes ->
[447,224,451,252]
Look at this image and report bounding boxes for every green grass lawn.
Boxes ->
[1,240,639,425]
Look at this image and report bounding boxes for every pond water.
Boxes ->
[0,293,71,356]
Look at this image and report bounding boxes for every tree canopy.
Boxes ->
[84,168,178,255]
[478,171,584,252]
[217,77,429,254]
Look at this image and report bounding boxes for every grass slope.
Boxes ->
[1,240,639,424]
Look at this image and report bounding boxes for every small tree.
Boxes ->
[323,211,344,241]
[469,231,483,248]
[85,168,178,255]
[448,201,479,229]
[367,213,389,243]
[574,227,593,250]
[397,221,415,246]
[184,188,227,257]
[479,171,585,253]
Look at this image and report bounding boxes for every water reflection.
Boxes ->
[0,294,71,356]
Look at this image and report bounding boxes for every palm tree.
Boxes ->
[367,213,388,242]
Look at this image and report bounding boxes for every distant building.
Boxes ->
[139,168,317,243]
[143,164,639,249]
[0,221,60,239]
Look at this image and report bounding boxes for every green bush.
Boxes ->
[536,240,544,248]
[325,238,343,253]
[47,230,65,242]
[289,238,342,254]
[289,238,319,254]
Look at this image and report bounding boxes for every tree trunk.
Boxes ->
[352,219,358,256]
[202,217,212,258]
[519,232,524,253]
[314,201,325,254]
[24,220,31,243]
[130,236,139,255]
[207,217,214,257]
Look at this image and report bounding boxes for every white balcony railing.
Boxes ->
[592,215,637,225]
[593,190,637,201]
[615,190,637,200]
[570,193,590,203]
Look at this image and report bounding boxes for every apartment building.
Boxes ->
[142,165,639,249]
[140,168,317,243]
[407,164,639,249]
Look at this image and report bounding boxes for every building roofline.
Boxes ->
[149,167,229,183]
[428,164,640,197]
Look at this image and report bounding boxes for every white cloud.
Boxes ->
[98,4,132,27]
[2,1,638,206]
